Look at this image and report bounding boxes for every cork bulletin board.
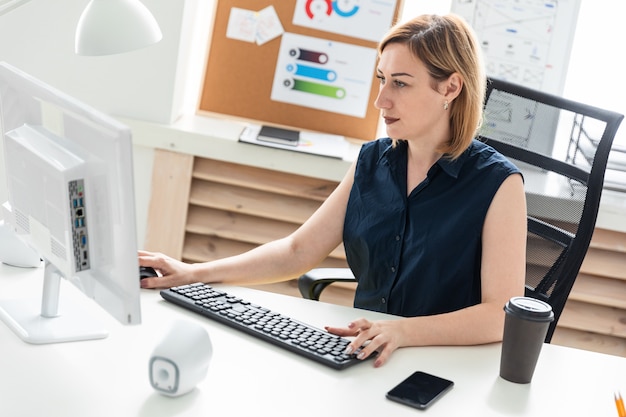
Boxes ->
[198,1,403,141]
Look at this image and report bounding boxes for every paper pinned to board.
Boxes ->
[226,7,257,43]
[256,6,284,45]
[226,6,284,45]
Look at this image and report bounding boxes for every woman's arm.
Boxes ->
[139,162,357,289]
[327,173,527,367]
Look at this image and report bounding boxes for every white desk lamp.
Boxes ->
[0,0,29,15]
[0,0,162,56]
[75,0,162,56]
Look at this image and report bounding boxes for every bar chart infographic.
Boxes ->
[271,33,376,118]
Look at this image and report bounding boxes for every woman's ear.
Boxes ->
[441,73,463,101]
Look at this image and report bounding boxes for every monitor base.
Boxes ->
[0,298,108,344]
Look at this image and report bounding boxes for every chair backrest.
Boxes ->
[480,78,623,342]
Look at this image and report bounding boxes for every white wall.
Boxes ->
[563,0,626,118]
[0,0,213,246]
[0,0,193,123]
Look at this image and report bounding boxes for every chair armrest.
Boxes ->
[298,268,356,301]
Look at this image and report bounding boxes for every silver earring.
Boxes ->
[443,100,449,110]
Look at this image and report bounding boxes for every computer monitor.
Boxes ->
[0,62,141,343]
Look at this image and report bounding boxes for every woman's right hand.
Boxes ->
[138,250,201,289]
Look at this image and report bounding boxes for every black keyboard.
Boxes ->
[160,283,366,370]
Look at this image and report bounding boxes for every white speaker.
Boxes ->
[149,320,213,397]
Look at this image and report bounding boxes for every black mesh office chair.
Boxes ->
[298,77,623,342]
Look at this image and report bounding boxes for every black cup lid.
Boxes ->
[504,297,554,322]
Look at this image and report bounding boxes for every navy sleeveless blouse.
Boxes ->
[343,138,521,317]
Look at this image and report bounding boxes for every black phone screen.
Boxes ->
[386,371,454,410]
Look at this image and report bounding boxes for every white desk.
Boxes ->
[1,263,624,417]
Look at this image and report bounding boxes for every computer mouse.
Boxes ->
[140,266,159,280]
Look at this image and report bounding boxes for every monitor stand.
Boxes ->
[0,261,108,344]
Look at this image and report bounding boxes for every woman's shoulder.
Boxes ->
[357,137,395,162]
[361,137,393,153]
[466,139,520,174]
[354,138,398,176]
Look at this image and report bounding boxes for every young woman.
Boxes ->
[139,14,527,368]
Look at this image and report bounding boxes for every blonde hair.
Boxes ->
[379,14,485,159]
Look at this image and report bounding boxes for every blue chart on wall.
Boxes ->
[271,33,377,118]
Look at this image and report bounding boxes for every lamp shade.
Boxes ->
[0,0,31,16]
[75,0,162,56]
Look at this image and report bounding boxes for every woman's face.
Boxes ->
[374,43,449,144]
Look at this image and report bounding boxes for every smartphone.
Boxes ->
[386,371,454,410]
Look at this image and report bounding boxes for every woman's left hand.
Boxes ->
[325,318,404,368]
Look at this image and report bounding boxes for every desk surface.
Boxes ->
[1,263,624,417]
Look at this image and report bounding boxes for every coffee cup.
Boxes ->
[499,296,554,384]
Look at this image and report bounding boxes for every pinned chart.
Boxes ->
[285,49,343,98]
[271,33,376,118]
[293,0,397,42]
